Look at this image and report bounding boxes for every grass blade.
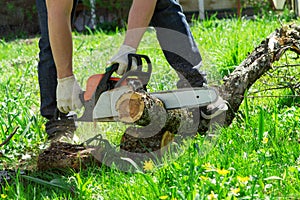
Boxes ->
[258,106,265,143]
[21,175,70,190]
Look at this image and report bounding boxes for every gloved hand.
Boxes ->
[108,44,137,75]
[56,75,83,113]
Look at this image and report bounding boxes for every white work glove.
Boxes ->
[108,44,137,75]
[56,75,83,113]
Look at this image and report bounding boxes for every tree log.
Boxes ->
[115,90,199,134]
[115,90,201,155]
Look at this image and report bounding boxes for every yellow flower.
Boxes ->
[262,137,268,144]
[217,168,230,176]
[1,194,7,199]
[41,124,45,131]
[203,163,214,170]
[143,160,154,171]
[159,195,168,199]
[237,176,250,184]
[200,175,209,181]
[231,187,240,196]
[207,191,218,200]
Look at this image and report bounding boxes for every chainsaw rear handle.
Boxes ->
[126,53,152,73]
[115,53,152,89]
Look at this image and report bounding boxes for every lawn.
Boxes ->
[0,12,300,199]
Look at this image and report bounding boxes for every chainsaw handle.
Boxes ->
[127,53,152,73]
[116,54,152,89]
[94,63,119,101]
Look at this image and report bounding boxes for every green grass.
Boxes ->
[0,14,300,199]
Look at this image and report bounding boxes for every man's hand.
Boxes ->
[57,75,83,113]
[108,45,137,75]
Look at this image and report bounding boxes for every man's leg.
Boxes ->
[36,0,58,119]
[150,0,207,88]
[36,0,78,138]
[150,0,227,120]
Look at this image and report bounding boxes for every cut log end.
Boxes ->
[116,91,145,123]
[116,91,167,127]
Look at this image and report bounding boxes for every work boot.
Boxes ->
[45,109,77,140]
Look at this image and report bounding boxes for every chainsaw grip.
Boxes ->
[94,63,119,101]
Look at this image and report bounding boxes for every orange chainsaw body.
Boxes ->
[83,74,126,101]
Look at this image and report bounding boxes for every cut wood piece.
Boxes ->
[116,90,168,128]
[119,126,197,156]
[37,142,102,170]
[115,91,145,123]
[120,127,170,153]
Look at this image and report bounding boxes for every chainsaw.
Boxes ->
[75,53,218,122]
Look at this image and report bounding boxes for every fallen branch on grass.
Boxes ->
[220,23,300,125]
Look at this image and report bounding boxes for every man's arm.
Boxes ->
[124,0,157,48]
[108,0,157,75]
[46,0,82,113]
[46,0,73,79]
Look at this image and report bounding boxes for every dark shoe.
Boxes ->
[45,111,77,140]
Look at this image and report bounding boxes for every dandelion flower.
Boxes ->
[217,168,230,176]
[1,194,7,199]
[237,176,250,184]
[231,187,240,196]
[262,137,268,144]
[203,163,214,170]
[143,160,154,171]
[159,195,168,199]
[207,191,218,200]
